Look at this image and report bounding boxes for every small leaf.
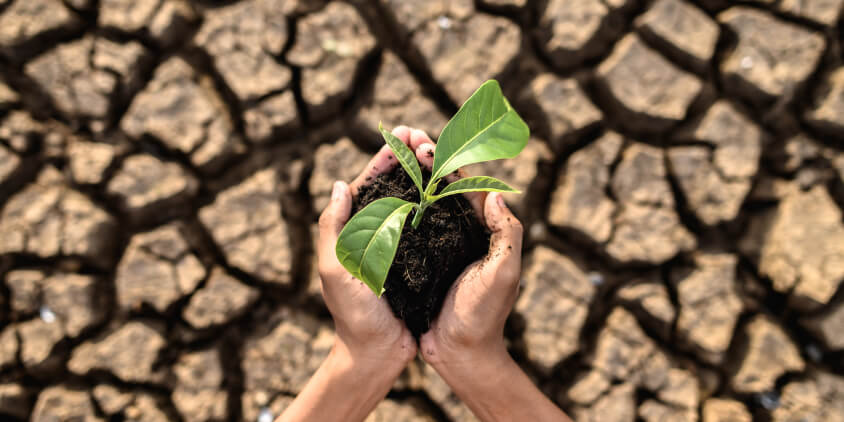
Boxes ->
[431,80,529,182]
[380,123,424,195]
[335,197,415,296]
[431,176,520,200]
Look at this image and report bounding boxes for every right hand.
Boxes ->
[406,129,525,368]
[393,129,570,422]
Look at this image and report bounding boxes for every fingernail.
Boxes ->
[332,181,344,201]
[496,193,506,209]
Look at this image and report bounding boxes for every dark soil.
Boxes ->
[353,166,490,338]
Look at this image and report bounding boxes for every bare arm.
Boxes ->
[278,340,407,422]
[429,341,571,421]
[279,127,419,422]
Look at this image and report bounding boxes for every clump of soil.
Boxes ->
[353,166,490,338]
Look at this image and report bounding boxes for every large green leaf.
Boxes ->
[431,80,530,182]
[335,197,415,296]
[431,176,519,200]
[379,123,424,195]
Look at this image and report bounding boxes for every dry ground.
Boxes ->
[1,0,843,421]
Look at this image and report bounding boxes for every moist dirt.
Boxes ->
[353,166,490,338]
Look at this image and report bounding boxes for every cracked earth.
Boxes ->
[0,0,843,421]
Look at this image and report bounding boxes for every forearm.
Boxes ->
[278,341,402,422]
[432,345,572,422]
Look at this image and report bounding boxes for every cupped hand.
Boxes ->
[316,126,420,367]
[306,130,566,422]
[407,128,524,367]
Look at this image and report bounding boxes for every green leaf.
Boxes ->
[379,123,424,195]
[431,176,520,200]
[431,80,530,183]
[335,197,415,297]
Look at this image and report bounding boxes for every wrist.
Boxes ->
[279,337,405,422]
[425,337,514,393]
[426,341,571,422]
[429,344,525,421]
[331,337,410,386]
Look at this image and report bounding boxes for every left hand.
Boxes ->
[316,126,421,369]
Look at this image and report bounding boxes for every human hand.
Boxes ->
[282,128,424,422]
[406,129,570,422]
[316,127,422,369]
[406,129,524,367]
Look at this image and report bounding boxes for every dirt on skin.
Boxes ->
[353,166,490,338]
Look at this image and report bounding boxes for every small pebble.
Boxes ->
[257,407,273,422]
[336,43,353,57]
[805,343,822,362]
[588,272,604,286]
[529,222,545,240]
[740,56,753,69]
[321,39,337,52]
[437,16,452,30]
[40,306,56,323]
[757,391,780,410]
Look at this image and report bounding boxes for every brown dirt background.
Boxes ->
[0,0,843,421]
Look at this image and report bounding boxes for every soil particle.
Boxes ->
[353,166,489,337]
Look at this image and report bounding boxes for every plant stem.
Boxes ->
[411,205,425,228]
[411,197,434,229]
[424,178,441,198]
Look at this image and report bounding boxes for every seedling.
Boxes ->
[335,80,529,296]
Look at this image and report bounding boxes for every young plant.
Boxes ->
[335,80,529,296]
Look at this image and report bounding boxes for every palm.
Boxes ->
[429,263,482,339]
[419,188,523,362]
[425,255,516,346]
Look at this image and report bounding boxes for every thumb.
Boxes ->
[482,193,523,289]
[318,181,352,270]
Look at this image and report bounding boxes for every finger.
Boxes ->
[318,181,352,275]
[349,144,398,195]
[416,142,435,170]
[481,193,523,290]
[349,127,414,195]
[410,128,434,151]
[392,125,412,143]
